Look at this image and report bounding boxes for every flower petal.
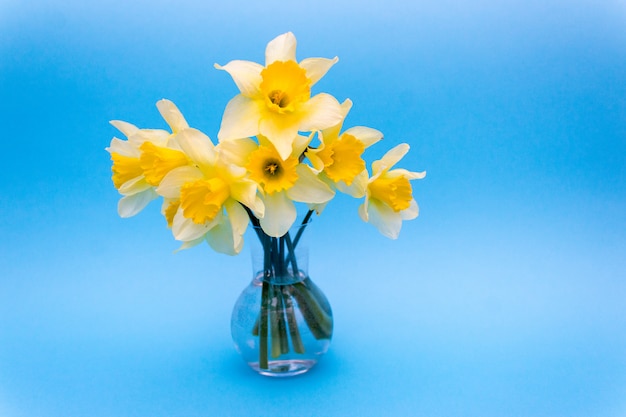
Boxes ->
[293,133,313,157]
[224,199,249,250]
[305,146,325,172]
[400,199,419,220]
[366,198,403,239]
[372,143,410,174]
[172,208,217,241]
[387,167,427,181]
[118,176,152,195]
[217,137,258,167]
[287,165,335,204]
[205,221,241,255]
[129,129,170,147]
[174,236,205,252]
[265,32,297,64]
[308,201,329,215]
[110,120,139,138]
[260,192,296,237]
[343,126,384,148]
[336,169,368,198]
[230,179,264,218]
[218,95,263,142]
[259,113,300,160]
[106,137,138,157]
[157,166,204,198]
[117,189,158,218]
[300,56,339,85]
[156,99,189,133]
[297,93,344,132]
[176,128,216,167]
[214,60,263,97]
[320,99,352,142]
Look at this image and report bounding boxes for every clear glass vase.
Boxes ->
[231,219,333,377]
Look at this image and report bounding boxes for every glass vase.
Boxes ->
[230,219,333,377]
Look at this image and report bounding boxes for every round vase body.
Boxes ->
[231,223,333,377]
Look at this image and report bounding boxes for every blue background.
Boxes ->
[1,0,625,415]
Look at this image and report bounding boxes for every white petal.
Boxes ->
[174,236,205,252]
[298,93,344,132]
[110,120,139,138]
[176,128,216,167]
[259,113,300,160]
[343,126,384,148]
[217,95,262,142]
[205,221,241,255]
[118,176,152,195]
[387,168,427,180]
[230,179,264,218]
[157,166,204,198]
[401,199,419,220]
[287,165,335,204]
[172,209,215,241]
[217,137,258,167]
[293,133,313,157]
[308,201,329,215]
[225,199,249,236]
[300,56,339,85]
[366,199,403,239]
[336,169,368,198]
[224,199,249,251]
[320,99,352,142]
[260,192,296,237]
[106,137,139,157]
[265,32,297,64]
[156,99,189,133]
[372,143,410,174]
[305,147,325,172]
[117,189,158,218]
[129,129,170,147]
[214,60,263,97]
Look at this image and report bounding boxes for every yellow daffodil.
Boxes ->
[226,135,335,237]
[306,99,384,200]
[358,144,426,239]
[215,32,344,160]
[106,99,189,217]
[156,129,264,254]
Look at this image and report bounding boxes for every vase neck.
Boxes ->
[249,224,311,285]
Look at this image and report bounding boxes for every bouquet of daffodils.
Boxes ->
[107,32,425,371]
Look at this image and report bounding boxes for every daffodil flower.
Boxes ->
[106,99,189,217]
[306,99,384,201]
[358,144,426,239]
[215,32,344,160]
[156,129,264,254]
[225,135,335,237]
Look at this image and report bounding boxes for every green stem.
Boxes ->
[276,287,290,355]
[288,283,333,340]
[284,233,299,276]
[292,210,313,249]
[282,286,305,354]
[269,284,282,359]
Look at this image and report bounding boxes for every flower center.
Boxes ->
[369,175,413,212]
[318,134,365,185]
[180,178,230,224]
[247,145,298,194]
[268,90,290,108]
[260,60,311,114]
[139,142,188,186]
[110,153,143,189]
